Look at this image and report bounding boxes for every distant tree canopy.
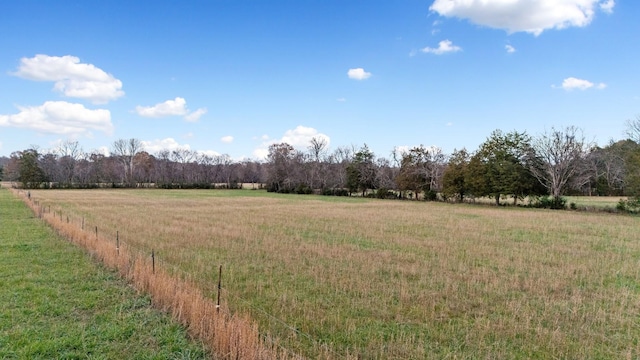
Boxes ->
[441,148,470,202]
[347,144,376,197]
[14,149,47,189]
[467,130,544,205]
[6,122,640,208]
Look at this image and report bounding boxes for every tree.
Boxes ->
[442,148,470,202]
[468,130,540,205]
[587,140,635,196]
[625,115,640,144]
[16,149,47,189]
[56,140,83,186]
[346,144,376,196]
[395,145,445,200]
[307,136,329,190]
[529,126,590,202]
[111,138,143,186]
[266,143,296,192]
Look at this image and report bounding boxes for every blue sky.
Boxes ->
[1,0,637,160]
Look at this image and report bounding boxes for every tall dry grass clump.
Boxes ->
[15,189,297,360]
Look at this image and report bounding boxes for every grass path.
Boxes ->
[0,187,208,359]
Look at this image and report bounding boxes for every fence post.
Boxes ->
[116,231,119,256]
[95,226,98,241]
[151,249,155,274]
[217,265,222,313]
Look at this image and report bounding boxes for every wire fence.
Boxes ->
[18,189,344,359]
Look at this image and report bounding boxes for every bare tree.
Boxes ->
[626,115,640,144]
[529,126,590,201]
[56,140,83,185]
[308,136,329,189]
[111,138,143,186]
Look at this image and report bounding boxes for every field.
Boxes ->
[0,187,208,359]
[20,188,640,359]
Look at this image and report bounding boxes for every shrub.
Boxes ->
[424,190,438,202]
[617,197,640,214]
[533,196,567,210]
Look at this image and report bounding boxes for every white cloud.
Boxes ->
[505,44,516,53]
[0,101,113,136]
[394,145,442,156]
[198,150,221,157]
[252,125,331,159]
[347,68,372,80]
[135,97,188,117]
[429,0,615,36]
[600,0,615,14]
[557,77,607,91]
[337,97,346,102]
[141,138,191,154]
[12,54,124,104]
[136,97,207,121]
[184,107,207,122]
[221,135,234,143]
[421,40,462,55]
[96,146,110,156]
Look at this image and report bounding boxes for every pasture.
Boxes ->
[24,189,640,359]
[0,187,207,359]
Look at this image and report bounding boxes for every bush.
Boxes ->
[617,197,640,214]
[321,188,349,197]
[423,190,438,202]
[532,196,567,210]
[295,184,313,194]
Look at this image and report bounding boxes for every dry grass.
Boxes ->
[19,189,640,359]
[16,189,297,360]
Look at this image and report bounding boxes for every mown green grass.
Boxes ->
[0,187,208,359]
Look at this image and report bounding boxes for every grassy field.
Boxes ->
[0,187,208,359]
[22,188,640,359]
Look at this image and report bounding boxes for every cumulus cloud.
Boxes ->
[557,77,607,91]
[135,97,188,117]
[429,0,615,36]
[347,68,372,80]
[184,107,207,122]
[505,44,516,53]
[221,135,234,143]
[141,138,191,154]
[0,101,113,136]
[141,138,221,158]
[136,97,207,121]
[12,54,124,104]
[421,40,462,55]
[600,0,615,13]
[253,125,331,159]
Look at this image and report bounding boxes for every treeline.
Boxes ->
[0,139,261,190]
[2,122,640,209]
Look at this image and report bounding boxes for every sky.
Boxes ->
[1,0,638,160]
